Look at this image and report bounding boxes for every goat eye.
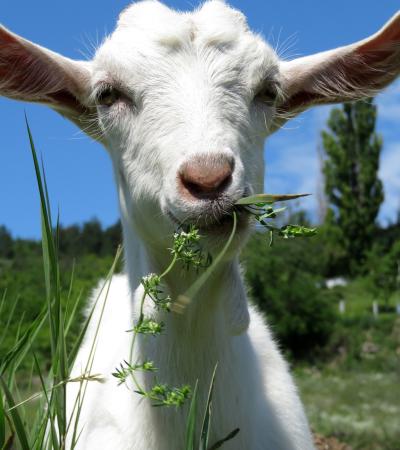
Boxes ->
[255,85,278,105]
[96,87,122,107]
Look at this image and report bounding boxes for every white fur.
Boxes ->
[3,1,399,449]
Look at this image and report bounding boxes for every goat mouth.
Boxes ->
[167,207,250,235]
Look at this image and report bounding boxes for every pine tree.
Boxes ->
[322,98,384,275]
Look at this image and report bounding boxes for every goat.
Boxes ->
[1,1,399,449]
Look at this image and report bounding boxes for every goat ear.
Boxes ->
[279,12,400,115]
[0,26,95,132]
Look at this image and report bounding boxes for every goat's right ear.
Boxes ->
[0,26,96,134]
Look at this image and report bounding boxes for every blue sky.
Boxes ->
[1,0,399,238]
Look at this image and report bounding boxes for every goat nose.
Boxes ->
[178,154,234,200]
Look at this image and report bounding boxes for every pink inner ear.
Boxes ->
[0,27,17,45]
[0,27,86,115]
[0,28,48,98]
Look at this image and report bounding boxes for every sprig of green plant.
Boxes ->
[171,225,212,270]
[119,192,317,412]
[112,360,157,386]
[141,274,171,312]
[133,318,165,335]
[114,225,213,408]
[143,384,192,407]
[235,193,317,246]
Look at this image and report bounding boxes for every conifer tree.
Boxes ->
[322,98,384,274]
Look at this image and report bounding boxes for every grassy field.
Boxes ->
[332,277,400,317]
[294,312,400,450]
[296,369,400,450]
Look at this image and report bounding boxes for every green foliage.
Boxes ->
[236,198,317,246]
[322,98,384,275]
[367,240,400,306]
[57,219,121,257]
[185,380,198,450]
[112,360,157,385]
[278,224,317,239]
[243,232,337,360]
[171,225,211,270]
[0,248,117,369]
[141,274,171,312]
[133,318,165,335]
[316,213,349,278]
[199,364,217,450]
[145,384,191,408]
[0,226,14,259]
[297,315,400,448]
[323,315,400,372]
[116,225,218,410]
[297,369,400,449]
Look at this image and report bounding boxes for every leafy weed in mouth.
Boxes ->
[114,192,317,410]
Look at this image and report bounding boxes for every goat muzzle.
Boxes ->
[178,154,234,201]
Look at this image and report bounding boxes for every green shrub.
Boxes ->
[243,232,337,360]
[323,315,400,372]
[367,240,400,305]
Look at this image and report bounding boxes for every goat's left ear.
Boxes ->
[0,26,95,133]
[279,12,400,115]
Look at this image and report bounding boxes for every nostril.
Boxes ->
[181,172,232,196]
[179,155,234,200]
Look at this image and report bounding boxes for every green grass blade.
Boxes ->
[199,364,218,450]
[65,260,77,316]
[0,296,20,348]
[0,377,30,450]
[32,354,60,450]
[0,290,9,347]
[41,156,53,229]
[184,380,198,450]
[25,116,69,438]
[208,428,240,450]
[0,289,7,317]
[65,289,83,337]
[68,247,122,447]
[235,193,310,205]
[25,116,60,351]
[175,212,237,312]
[0,389,5,448]
[68,246,122,369]
[0,309,47,376]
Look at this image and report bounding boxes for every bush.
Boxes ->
[243,232,337,361]
[0,225,14,259]
[367,239,400,304]
[323,315,400,372]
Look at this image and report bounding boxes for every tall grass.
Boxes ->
[0,119,124,449]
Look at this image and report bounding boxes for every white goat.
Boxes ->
[1,2,399,449]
